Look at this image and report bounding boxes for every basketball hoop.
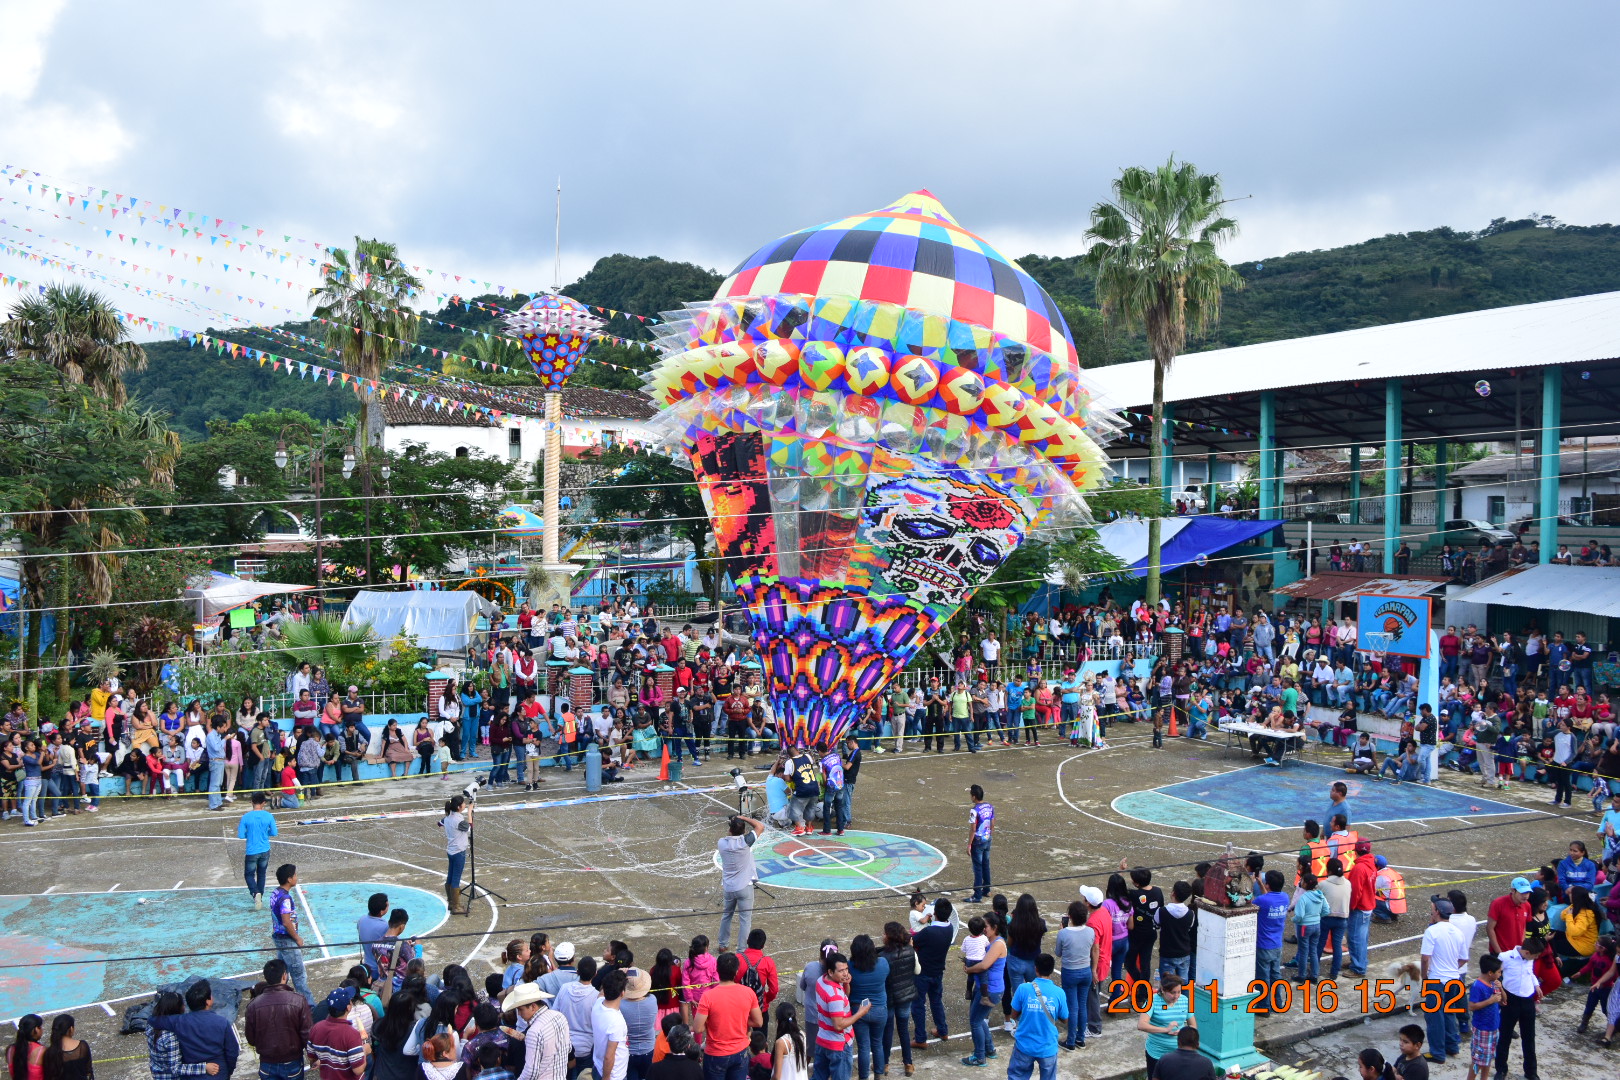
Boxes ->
[1364,631,1394,672]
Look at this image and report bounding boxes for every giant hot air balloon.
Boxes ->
[643,191,1119,749]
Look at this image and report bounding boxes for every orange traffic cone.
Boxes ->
[1167,709,1180,738]
[657,741,671,781]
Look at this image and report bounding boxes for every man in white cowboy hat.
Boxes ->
[501,983,567,1080]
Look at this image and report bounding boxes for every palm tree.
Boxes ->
[3,285,170,703]
[1084,158,1243,606]
[309,238,424,449]
[0,283,147,405]
[275,616,375,671]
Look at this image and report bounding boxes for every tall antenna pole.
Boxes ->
[553,177,562,291]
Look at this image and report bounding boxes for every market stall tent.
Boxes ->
[341,590,500,653]
[183,571,313,620]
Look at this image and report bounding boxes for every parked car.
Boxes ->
[1442,518,1516,546]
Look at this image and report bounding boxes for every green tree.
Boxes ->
[309,238,424,449]
[0,356,176,711]
[265,435,515,587]
[563,254,722,341]
[1084,158,1243,606]
[445,333,542,387]
[152,409,316,547]
[1,283,147,406]
[583,448,713,591]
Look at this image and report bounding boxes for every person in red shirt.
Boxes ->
[662,632,682,666]
[694,951,763,1080]
[1439,626,1463,680]
[739,928,780,1010]
[1346,838,1378,978]
[1082,886,1112,1039]
[307,987,366,1080]
[1486,878,1533,953]
[813,952,870,1073]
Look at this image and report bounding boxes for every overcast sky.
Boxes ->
[3,0,1617,336]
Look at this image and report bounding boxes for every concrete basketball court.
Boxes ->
[0,727,1586,1079]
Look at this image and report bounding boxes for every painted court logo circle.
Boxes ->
[716,830,946,891]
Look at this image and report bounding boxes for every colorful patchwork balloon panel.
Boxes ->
[504,293,606,391]
[645,190,1121,748]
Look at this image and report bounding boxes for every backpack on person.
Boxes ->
[739,953,767,1008]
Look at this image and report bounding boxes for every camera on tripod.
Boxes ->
[463,775,487,802]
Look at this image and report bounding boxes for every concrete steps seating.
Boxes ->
[1303,704,1607,791]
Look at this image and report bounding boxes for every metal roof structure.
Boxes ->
[1089,290,1620,454]
[1274,571,1450,602]
[1443,563,1620,617]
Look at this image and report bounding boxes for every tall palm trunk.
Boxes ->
[20,563,44,717]
[360,395,385,449]
[53,561,73,702]
[1146,358,1166,606]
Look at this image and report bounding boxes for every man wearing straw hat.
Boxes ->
[501,983,568,1080]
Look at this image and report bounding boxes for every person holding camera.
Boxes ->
[718,814,764,950]
[441,794,474,915]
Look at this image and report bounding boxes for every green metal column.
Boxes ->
[1205,450,1217,514]
[1539,367,1562,562]
[1433,440,1448,530]
[1259,393,1277,519]
[1158,404,1176,508]
[1349,445,1362,525]
[1383,380,1402,573]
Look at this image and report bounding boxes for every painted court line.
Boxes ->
[1113,789,1282,832]
[296,882,333,960]
[683,784,913,896]
[1055,744,1234,850]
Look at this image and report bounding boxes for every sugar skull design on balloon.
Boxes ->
[640,190,1120,748]
[863,474,1027,607]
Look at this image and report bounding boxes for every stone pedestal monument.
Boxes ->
[1190,847,1270,1074]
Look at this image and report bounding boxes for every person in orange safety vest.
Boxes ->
[1372,855,1406,922]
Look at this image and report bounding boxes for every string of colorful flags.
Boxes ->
[0,231,660,394]
[1116,408,1257,440]
[3,163,664,324]
[0,250,572,428]
[1,198,666,345]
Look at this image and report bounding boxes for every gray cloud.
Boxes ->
[3,0,1617,333]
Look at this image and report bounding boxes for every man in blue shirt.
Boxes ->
[1253,870,1289,1006]
[268,863,314,1006]
[911,900,956,1043]
[1323,781,1352,829]
[356,892,390,980]
[1007,954,1067,1080]
[819,748,846,836]
[237,792,278,906]
[206,719,229,811]
[148,980,240,1078]
[1600,790,1620,865]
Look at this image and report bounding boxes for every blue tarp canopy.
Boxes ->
[0,577,56,651]
[1116,516,1282,577]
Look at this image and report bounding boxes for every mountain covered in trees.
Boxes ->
[127,219,1620,438]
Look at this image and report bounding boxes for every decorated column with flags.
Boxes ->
[505,292,605,607]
